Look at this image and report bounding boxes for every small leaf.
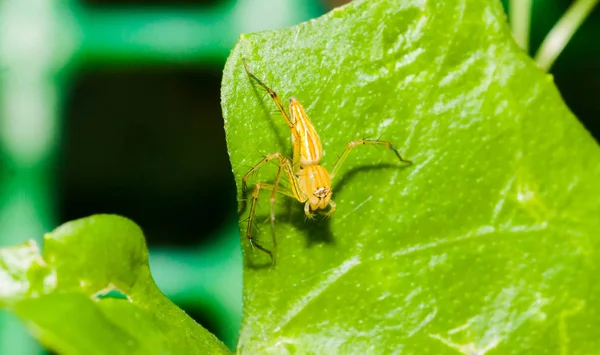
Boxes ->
[222,0,600,353]
[0,215,230,355]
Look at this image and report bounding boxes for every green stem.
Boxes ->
[509,0,532,52]
[534,0,599,71]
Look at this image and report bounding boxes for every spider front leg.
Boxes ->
[304,202,316,220]
[330,139,412,180]
[242,154,305,265]
[320,200,337,217]
[245,182,275,261]
[303,200,337,219]
[240,152,303,214]
[246,181,295,264]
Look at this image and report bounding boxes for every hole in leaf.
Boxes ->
[94,286,129,301]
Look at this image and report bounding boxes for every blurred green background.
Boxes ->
[0,0,597,353]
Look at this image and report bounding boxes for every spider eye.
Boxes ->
[314,187,329,198]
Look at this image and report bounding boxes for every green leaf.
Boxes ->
[222,0,600,353]
[0,215,230,355]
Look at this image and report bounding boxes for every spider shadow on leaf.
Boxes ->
[285,198,335,248]
[239,162,411,269]
[240,194,335,269]
[332,163,411,196]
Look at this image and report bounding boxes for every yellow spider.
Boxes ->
[241,60,411,264]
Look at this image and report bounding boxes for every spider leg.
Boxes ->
[330,139,412,180]
[246,180,297,265]
[318,200,337,218]
[240,152,305,215]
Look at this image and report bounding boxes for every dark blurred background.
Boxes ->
[0,0,597,353]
